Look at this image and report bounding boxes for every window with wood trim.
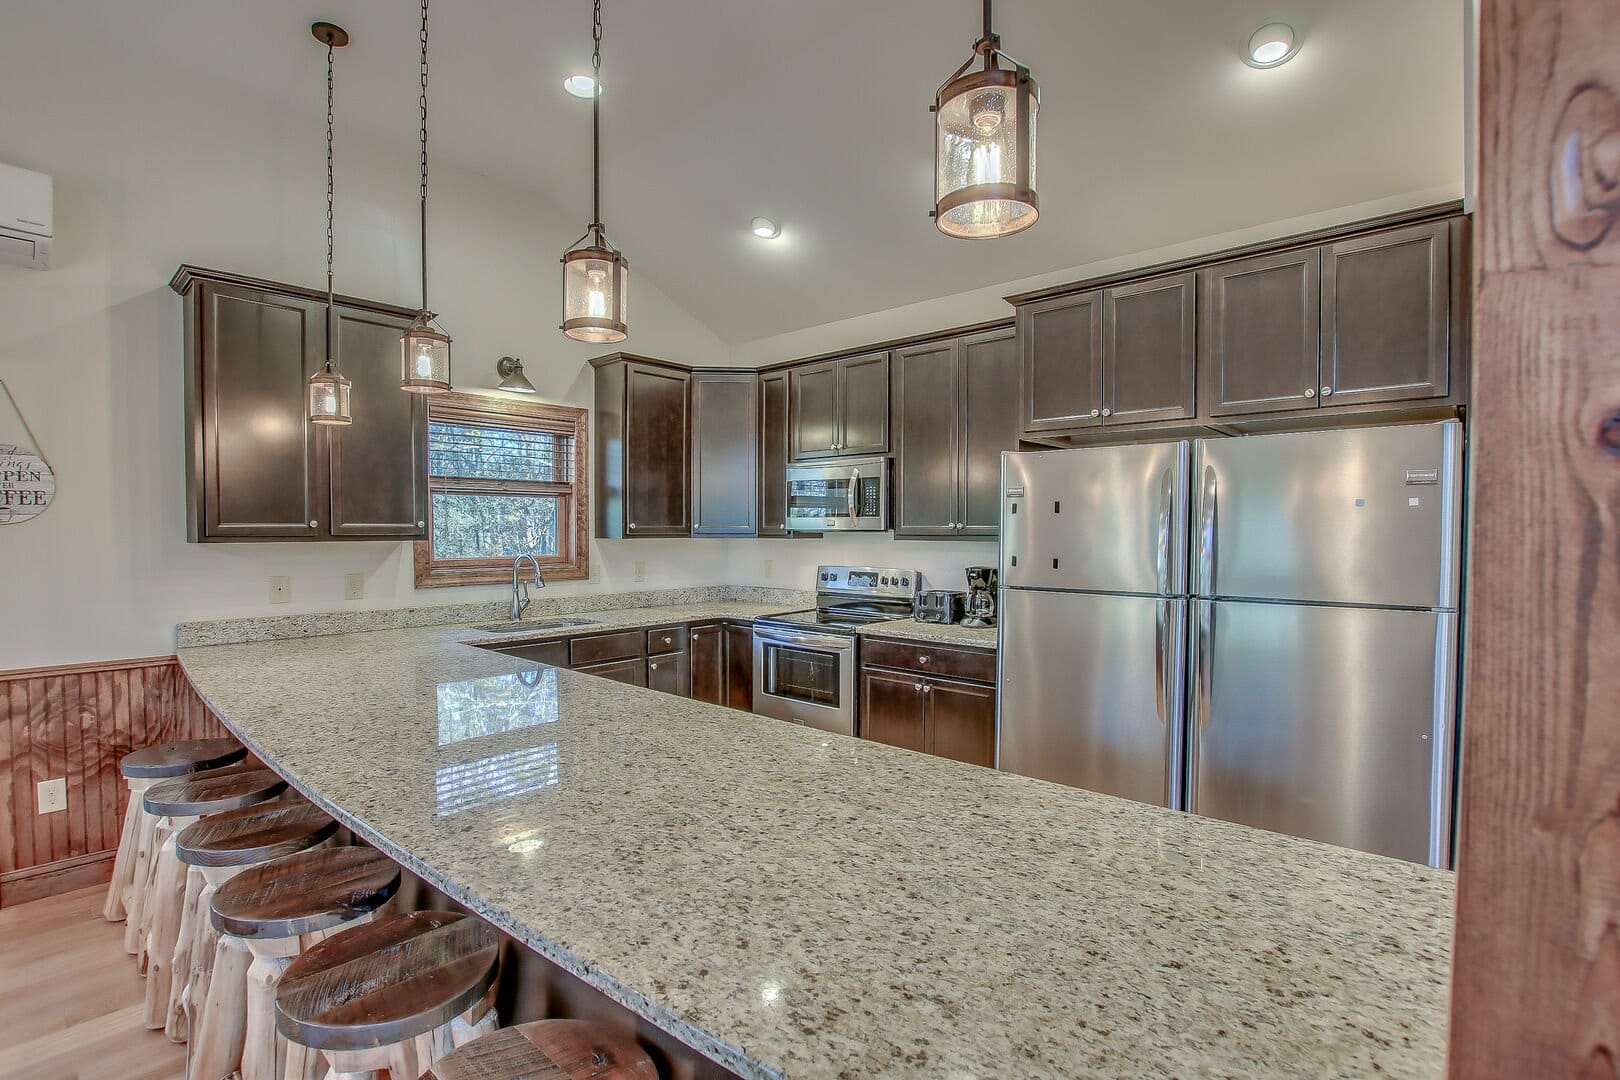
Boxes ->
[414,392,589,587]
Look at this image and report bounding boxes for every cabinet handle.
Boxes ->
[1320,385,1333,397]
[1304,387,1316,399]
[309,520,318,528]
[1089,409,1100,418]
[1101,408,1112,417]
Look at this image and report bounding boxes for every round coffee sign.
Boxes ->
[0,443,54,523]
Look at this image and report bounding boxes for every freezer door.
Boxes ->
[1187,599,1458,867]
[998,589,1187,808]
[1191,421,1462,608]
[1001,442,1190,595]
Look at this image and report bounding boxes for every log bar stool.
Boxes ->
[109,738,247,926]
[170,798,338,1051]
[426,1019,658,1080]
[140,765,287,1033]
[277,911,502,1080]
[199,846,401,1080]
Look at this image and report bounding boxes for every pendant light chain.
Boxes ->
[418,0,431,312]
[591,0,603,235]
[325,37,336,364]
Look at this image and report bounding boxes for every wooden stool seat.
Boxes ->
[425,1019,658,1080]
[121,737,246,779]
[143,764,286,818]
[211,846,400,940]
[175,798,335,868]
[276,911,501,1052]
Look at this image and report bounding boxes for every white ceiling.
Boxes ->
[25,0,1465,345]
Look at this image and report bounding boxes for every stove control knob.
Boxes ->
[881,576,890,585]
[901,577,910,587]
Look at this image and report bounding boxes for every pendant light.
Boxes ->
[561,0,629,344]
[308,22,353,426]
[931,0,1040,239]
[400,0,452,393]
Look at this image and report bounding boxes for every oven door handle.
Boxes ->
[754,628,855,651]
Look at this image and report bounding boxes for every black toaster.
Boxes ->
[915,590,965,624]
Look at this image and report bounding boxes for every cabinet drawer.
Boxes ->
[569,629,646,667]
[574,655,647,687]
[861,638,996,683]
[646,625,688,656]
[495,640,569,667]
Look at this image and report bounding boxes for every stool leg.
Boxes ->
[188,883,222,1034]
[190,934,251,1080]
[125,810,164,957]
[383,1040,422,1080]
[241,952,292,1080]
[144,829,190,1028]
[103,779,148,921]
[166,865,206,1041]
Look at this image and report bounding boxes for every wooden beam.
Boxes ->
[1451,0,1620,1074]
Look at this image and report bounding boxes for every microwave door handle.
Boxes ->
[847,467,859,520]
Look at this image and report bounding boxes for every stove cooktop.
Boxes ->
[756,605,913,634]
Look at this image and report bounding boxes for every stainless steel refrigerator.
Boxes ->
[997,440,1192,810]
[996,421,1463,867]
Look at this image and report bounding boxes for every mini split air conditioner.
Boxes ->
[0,162,52,270]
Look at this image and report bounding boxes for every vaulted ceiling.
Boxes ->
[25,0,1464,344]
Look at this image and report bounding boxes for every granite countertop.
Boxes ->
[176,603,1452,1080]
[855,618,997,649]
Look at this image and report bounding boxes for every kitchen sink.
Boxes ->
[472,617,602,633]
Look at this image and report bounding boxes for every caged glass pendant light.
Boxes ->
[561,0,629,344]
[308,22,353,426]
[400,0,452,393]
[931,0,1040,239]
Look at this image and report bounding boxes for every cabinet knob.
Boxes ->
[922,684,932,694]
[627,522,637,531]
[650,662,659,670]
[1089,409,1100,418]
[663,636,672,645]
[914,682,924,691]
[1320,385,1333,397]
[416,521,425,528]
[1304,387,1316,399]
[1101,408,1112,417]
[309,520,318,528]
[918,655,929,664]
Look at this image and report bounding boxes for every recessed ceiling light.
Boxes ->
[751,217,781,239]
[563,74,598,98]
[1244,23,1300,68]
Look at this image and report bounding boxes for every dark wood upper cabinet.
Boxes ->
[328,308,428,537]
[1321,220,1450,406]
[1200,247,1322,418]
[788,351,890,461]
[592,355,690,539]
[173,266,427,543]
[958,326,1019,535]
[1103,272,1196,427]
[758,372,791,536]
[1020,290,1103,432]
[892,339,961,537]
[690,371,759,537]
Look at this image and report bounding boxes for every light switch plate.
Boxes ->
[765,559,775,580]
[270,576,291,604]
[37,777,66,815]
[344,572,364,601]
[634,560,646,582]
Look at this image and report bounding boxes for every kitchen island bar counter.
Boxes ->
[178,617,1452,1080]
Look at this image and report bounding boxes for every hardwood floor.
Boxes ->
[0,885,186,1080]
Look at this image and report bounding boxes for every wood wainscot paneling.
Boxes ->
[0,656,225,907]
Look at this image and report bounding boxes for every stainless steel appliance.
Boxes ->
[998,441,1191,809]
[961,566,998,628]
[754,565,920,735]
[996,421,1463,867]
[915,590,964,624]
[784,457,890,532]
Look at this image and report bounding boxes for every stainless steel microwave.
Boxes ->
[784,456,890,532]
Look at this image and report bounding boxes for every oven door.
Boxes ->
[752,626,856,736]
[785,457,889,532]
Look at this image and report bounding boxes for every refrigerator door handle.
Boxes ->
[1198,464,1218,595]
[1157,599,1188,808]
[1186,600,1213,810]
[1430,612,1460,869]
[1156,467,1174,596]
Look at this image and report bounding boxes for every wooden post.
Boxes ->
[1451,0,1620,1074]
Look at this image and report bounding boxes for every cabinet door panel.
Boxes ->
[576,656,647,687]
[725,622,754,711]
[200,285,325,538]
[1322,221,1450,406]
[691,372,759,537]
[647,650,690,697]
[892,340,960,537]
[1202,249,1320,417]
[329,307,427,537]
[959,326,1019,536]
[1020,290,1103,432]
[926,678,997,768]
[690,624,725,704]
[495,640,569,667]
[1104,272,1196,427]
[838,352,891,456]
[789,361,840,460]
[624,363,690,536]
[861,670,927,752]
[758,372,791,536]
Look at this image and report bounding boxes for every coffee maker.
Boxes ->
[961,566,998,628]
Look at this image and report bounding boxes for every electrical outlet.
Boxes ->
[344,572,364,601]
[765,559,775,580]
[37,777,66,815]
[269,576,291,604]
[633,560,646,582]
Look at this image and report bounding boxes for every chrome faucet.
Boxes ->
[511,554,544,621]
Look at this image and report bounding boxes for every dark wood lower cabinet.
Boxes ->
[574,656,646,687]
[726,623,754,711]
[927,678,997,766]
[690,623,725,704]
[646,651,690,696]
[860,670,928,752]
[493,640,569,667]
[858,644,997,768]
